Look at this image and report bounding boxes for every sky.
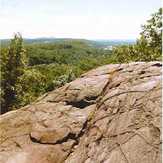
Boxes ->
[0,0,161,40]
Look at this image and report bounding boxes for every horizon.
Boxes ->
[0,0,161,39]
[0,37,136,41]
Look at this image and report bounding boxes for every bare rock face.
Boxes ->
[0,62,162,163]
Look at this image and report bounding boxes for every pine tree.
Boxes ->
[1,33,27,114]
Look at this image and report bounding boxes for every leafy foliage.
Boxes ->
[113,8,162,63]
[16,69,46,106]
[141,8,162,53]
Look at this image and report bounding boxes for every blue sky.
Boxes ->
[0,0,161,39]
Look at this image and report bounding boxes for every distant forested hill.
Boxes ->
[0,38,135,49]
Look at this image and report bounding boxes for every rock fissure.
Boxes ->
[65,96,98,109]
[29,132,77,145]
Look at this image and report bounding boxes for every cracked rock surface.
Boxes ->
[0,62,162,163]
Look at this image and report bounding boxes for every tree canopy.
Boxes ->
[113,8,162,63]
[1,34,27,113]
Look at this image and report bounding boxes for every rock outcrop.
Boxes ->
[0,62,162,163]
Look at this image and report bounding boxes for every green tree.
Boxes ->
[140,8,162,54]
[16,69,46,106]
[1,33,27,114]
[113,8,162,62]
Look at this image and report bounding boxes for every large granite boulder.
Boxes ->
[0,62,162,163]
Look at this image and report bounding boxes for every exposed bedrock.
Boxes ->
[0,62,162,163]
